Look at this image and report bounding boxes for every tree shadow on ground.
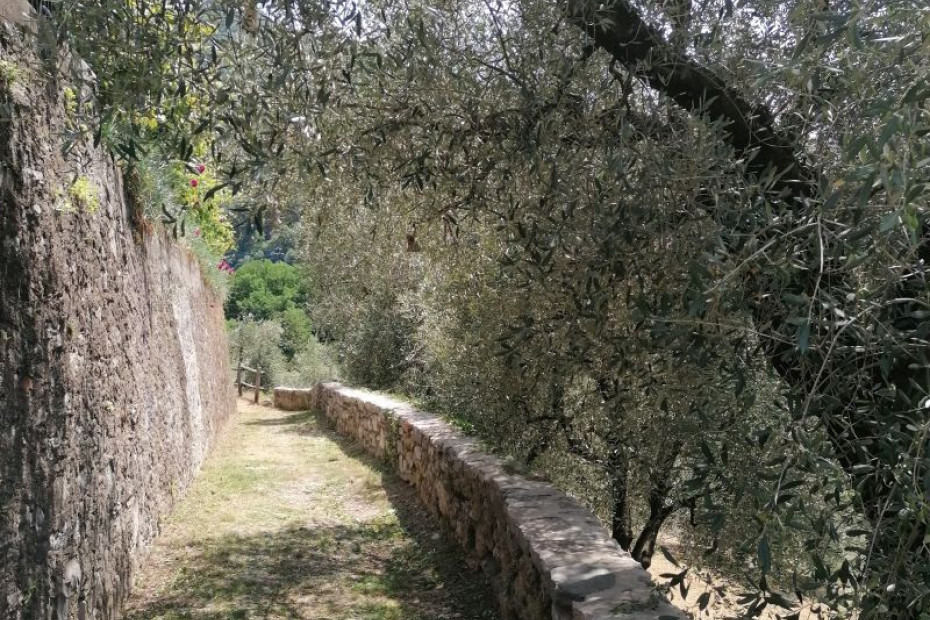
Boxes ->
[243,411,317,427]
[125,409,500,620]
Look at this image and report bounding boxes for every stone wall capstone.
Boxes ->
[0,25,236,620]
[275,383,686,620]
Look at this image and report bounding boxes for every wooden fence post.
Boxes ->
[254,367,262,403]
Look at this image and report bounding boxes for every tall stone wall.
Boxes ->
[0,25,236,619]
[274,385,685,620]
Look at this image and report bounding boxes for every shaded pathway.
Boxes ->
[124,399,500,620]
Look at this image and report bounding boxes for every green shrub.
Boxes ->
[228,317,339,390]
[339,290,419,390]
[225,260,308,321]
[274,337,340,388]
[228,318,287,388]
[279,306,313,360]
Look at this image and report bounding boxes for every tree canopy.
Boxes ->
[224,259,309,321]
[55,0,930,617]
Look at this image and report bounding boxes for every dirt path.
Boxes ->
[123,399,500,620]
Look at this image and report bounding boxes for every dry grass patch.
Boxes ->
[124,399,499,620]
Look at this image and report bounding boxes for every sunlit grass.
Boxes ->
[124,399,498,620]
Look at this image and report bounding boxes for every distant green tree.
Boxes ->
[224,260,308,321]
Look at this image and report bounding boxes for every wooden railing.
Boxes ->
[235,362,263,403]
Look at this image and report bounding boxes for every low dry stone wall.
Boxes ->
[274,384,685,620]
[0,26,235,620]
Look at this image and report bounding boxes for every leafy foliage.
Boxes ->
[225,259,334,385]
[294,0,930,616]
[57,0,930,616]
[225,259,309,322]
[228,316,338,388]
[279,306,313,360]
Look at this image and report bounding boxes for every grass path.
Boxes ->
[123,399,500,620]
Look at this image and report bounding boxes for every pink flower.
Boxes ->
[194,228,201,237]
[197,164,206,174]
[190,178,199,188]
